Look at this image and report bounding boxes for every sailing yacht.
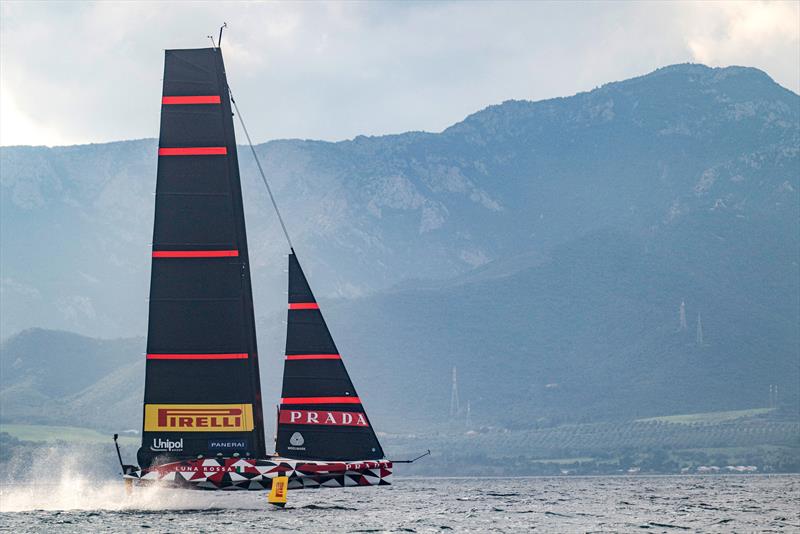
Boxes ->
[120,45,395,495]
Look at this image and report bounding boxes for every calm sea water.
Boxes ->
[1,475,798,532]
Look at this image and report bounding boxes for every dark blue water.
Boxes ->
[1,475,798,532]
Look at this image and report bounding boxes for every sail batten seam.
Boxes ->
[147,353,248,360]
[288,302,319,310]
[152,250,239,258]
[158,147,227,156]
[285,354,341,360]
[162,95,221,104]
[281,396,362,404]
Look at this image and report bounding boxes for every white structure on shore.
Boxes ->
[450,366,460,417]
[696,313,704,345]
[679,300,687,331]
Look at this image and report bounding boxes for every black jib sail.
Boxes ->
[137,47,266,468]
[275,253,385,461]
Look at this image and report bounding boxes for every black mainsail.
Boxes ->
[138,47,266,468]
[275,253,384,461]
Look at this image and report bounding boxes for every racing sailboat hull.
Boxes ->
[124,457,392,490]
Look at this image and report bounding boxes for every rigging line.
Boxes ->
[218,22,227,49]
[390,449,431,464]
[228,88,295,252]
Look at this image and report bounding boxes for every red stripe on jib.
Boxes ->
[281,396,361,405]
[152,250,239,258]
[285,354,341,360]
[158,147,227,156]
[288,302,319,310]
[147,353,248,360]
[279,409,369,427]
[162,95,221,105]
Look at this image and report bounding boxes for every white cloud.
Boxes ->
[0,277,41,299]
[0,1,797,147]
[0,84,69,146]
[685,1,799,87]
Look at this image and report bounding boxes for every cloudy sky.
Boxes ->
[1,1,798,147]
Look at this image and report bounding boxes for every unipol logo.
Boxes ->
[144,404,254,432]
[150,438,183,452]
[279,410,369,427]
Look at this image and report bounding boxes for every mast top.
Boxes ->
[207,23,227,49]
[218,22,227,48]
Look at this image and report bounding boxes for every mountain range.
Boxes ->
[0,63,797,436]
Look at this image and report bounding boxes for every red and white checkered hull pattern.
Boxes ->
[124,457,392,491]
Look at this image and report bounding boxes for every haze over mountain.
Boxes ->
[1,64,798,435]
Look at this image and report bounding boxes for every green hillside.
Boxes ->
[639,408,774,424]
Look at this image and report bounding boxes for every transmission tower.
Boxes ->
[679,300,687,331]
[449,366,460,417]
[696,313,704,346]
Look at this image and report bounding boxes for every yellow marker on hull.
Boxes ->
[268,476,288,507]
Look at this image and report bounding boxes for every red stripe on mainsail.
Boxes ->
[158,147,227,156]
[285,354,341,360]
[147,353,248,360]
[288,302,319,310]
[152,250,239,258]
[162,95,221,105]
[281,396,361,405]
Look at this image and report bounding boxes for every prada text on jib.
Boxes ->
[279,409,369,426]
